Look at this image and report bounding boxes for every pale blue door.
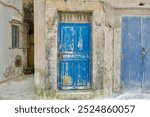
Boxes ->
[121,17,150,92]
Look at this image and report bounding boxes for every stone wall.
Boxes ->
[104,0,150,96]
[46,0,105,92]
[34,0,105,97]
[34,0,46,94]
[34,0,150,98]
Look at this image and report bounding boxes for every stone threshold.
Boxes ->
[56,90,103,100]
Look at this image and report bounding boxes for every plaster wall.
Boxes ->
[34,0,105,97]
[34,0,46,94]
[104,0,150,95]
[34,0,150,98]
[46,0,105,92]
[0,0,27,82]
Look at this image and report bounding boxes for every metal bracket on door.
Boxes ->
[58,53,62,59]
[142,47,146,57]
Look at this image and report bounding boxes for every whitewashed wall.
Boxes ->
[0,0,27,82]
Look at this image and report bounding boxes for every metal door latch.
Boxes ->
[58,53,62,59]
[142,47,146,56]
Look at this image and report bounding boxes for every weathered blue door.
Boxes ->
[121,17,150,92]
[58,23,91,90]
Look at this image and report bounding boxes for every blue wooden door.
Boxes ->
[58,23,91,90]
[121,17,150,91]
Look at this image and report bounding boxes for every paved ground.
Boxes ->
[94,93,150,100]
[0,75,150,100]
[95,92,150,100]
[0,75,34,100]
[113,92,150,100]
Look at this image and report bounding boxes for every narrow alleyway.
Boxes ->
[0,75,34,100]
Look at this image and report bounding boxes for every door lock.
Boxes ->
[58,53,63,59]
[142,47,146,56]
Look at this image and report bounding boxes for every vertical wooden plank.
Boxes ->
[142,17,150,91]
[12,25,15,48]
[121,17,142,91]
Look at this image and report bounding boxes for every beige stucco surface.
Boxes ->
[0,0,27,82]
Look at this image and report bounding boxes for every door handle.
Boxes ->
[58,53,63,59]
[142,47,146,56]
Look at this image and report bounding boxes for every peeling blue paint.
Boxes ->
[58,23,91,90]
